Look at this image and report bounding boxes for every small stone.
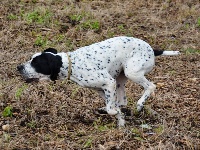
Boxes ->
[2,124,10,131]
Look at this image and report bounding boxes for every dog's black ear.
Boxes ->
[44,48,58,54]
[47,54,63,81]
[31,53,62,81]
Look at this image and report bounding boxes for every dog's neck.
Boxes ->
[66,53,72,80]
[56,52,71,78]
[56,52,89,86]
[56,52,77,81]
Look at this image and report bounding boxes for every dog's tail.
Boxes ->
[154,49,180,56]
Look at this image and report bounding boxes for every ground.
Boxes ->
[0,0,200,149]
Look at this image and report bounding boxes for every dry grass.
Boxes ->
[0,0,200,149]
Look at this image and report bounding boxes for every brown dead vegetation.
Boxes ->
[0,0,200,149]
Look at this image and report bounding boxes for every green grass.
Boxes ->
[70,14,83,22]
[118,24,126,33]
[27,120,37,129]
[80,20,100,31]
[131,127,144,141]
[2,106,13,117]
[71,87,81,99]
[184,48,200,54]
[15,84,27,100]
[94,121,109,132]
[3,133,11,142]
[153,125,164,134]
[7,14,18,20]
[34,35,48,47]
[83,138,92,148]
[22,8,52,25]
[197,17,200,27]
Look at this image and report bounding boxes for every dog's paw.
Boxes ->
[118,118,125,127]
[137,104,144,112]
[107,109,120,115]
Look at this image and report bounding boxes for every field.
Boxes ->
[0,0,200,149]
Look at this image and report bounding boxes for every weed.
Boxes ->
[131,127,140,135]
[89,21,100,30]
[51,34,66,46]
[23,8,52,25]
[184,48,200,54]
[118,24,126,32]
[44,134,51,141]
[15,84,27,100]
[93,121,109,132]
[7,14,18,20]
[185,23,190,29]
[3,133,11,142]
[27,120,37,128]
[154,125,164,134]
[56,34,65,42]
[70,14,83,22]
[107,30,115,38]
[71,87,80,99]
[79,20,100,31]
[31,0,38,3]
[76,130,86,137]
[131,127,144,141]
[97,125,109,132]
[83,138,92,148]
[2,106,13,117]
[34,35,48,47]
[65,39,74,51]
[197,17,200,27]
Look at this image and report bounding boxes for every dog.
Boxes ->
[17,36,179,127]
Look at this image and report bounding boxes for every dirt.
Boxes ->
[0,0,200,149]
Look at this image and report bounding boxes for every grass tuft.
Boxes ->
[15,84,27,100]
[2,106,13,117]
[197,17,200,27]
[34,35,48,47]
[22,8,52,25]
[7,14,18,20]
[83,138,92,148]
[184,48,200,54]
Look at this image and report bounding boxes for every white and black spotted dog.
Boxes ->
[17,36,179,127]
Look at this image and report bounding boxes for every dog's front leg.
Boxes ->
[102,80,125,127]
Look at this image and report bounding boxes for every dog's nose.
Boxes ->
[17,65,24,71]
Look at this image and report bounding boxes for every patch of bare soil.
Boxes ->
[0,0,199,149]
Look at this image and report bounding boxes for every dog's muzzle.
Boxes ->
[17,65,24,74]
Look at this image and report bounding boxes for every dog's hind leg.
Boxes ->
[128,74,156,111]
[116,72,128,107]
[124,58,156,111]
[135,77,156,111]
[125,71,156,111]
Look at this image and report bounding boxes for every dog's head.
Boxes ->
[17,48,63,83]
